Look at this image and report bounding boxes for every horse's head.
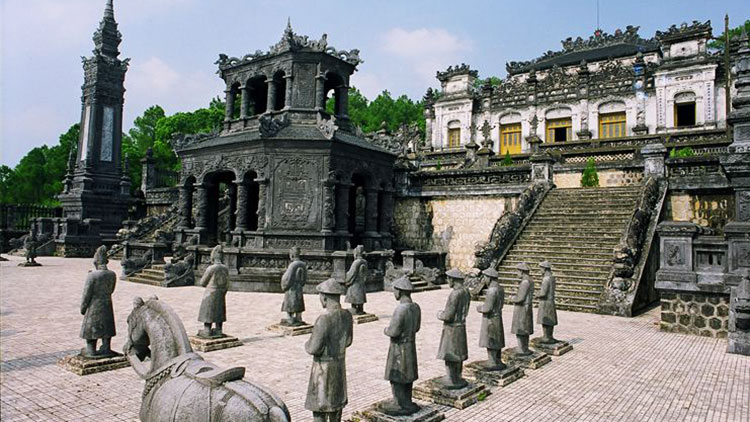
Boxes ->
[124,296,193,379]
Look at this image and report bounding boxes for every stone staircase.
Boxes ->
[125,264,167,287]
[409,274,442,293]
[495,186,641,313]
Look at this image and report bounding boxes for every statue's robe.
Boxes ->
[479,284,505,350]
[80,269,117,339]
[305,308,353,412]
[384,301,421,384]
[511,275,534,336]
[537,273,558,326]
[197,262,229,324]
[345,258,368,305]
[436,286,470,362]
[281,260,307,313]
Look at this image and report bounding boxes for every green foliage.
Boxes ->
[581,157,600,187]
[473,76,503,90]
[477,391,488,401]
[0,124,79,205]
[709,20,750,51]
[501,150,513,166]
[435,158,442,171]
[669,146,695,158]
[326,87,426,136]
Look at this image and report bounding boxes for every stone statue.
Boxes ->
[436,268,470,389]
[380,276,421,416]
[534,261,559,343]
[476,267,506,370]
[345,245,368,315]
[23,232,38,265]
[164,254,195,286]
[305,278,353,422]
[124,296,291,422]
[121,250,153,277]
[511,262,534,355]
[80,245,117,358]
[281,246,307,326]
[197,245,229,338]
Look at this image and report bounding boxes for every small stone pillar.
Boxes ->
[235,181,249,231]
[266,78,277,112]
[402,250,418,274]
[337,85,349,118]
[335,183,351,234]
[178,184,193,228]
[655,221,698,283]
[315,72,326,110]
[728,274,750,355]
[194,184,209,230]
[227,184,237,232]
[256,178,268,230]
[364,188,379,236]
[284,75,293,109]
[530,153,555,183]
[240,85,250,119]
[321,176,336,233]
[378,188,394,247]
[331,251,349,282]
[476,146,492,168]
[641,143,667,178]
[224,88,235,122]
[140,148,156,192]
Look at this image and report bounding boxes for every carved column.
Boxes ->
[337,85,349,118]
[335,183,351,233]
[266,79,276,112]
[235,180,249,231]
[321,177,336,233]
[240,85,250,119]
[378,188,394,236]
[224,88,235,122]
[633,53,649,135]
[284,75,293,109]
[315,73,327,110]
[256,178,268,230]
[227,183,237,232]
[178,184,193,228]
[364,188,379,235]
[194,183,209,230]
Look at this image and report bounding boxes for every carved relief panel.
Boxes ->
[270,156,321,230]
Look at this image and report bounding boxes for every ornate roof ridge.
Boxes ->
[216,21,363,71]
[506,25,658,74]
[655,20,712,42]
[436,64,478,82]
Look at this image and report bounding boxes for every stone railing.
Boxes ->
[599,177,668,317]
[666,155,729,190]
[473,182,552,270]
[0,204,62,231]
[407,165,532,197]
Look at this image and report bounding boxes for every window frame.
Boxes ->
[674,102,696,128]
[447,128,461,149]
[499,123,522,155]
[598,111,627,139]
[545,117,572,143]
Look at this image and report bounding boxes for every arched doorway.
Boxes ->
[202,170,236,245]
[348,174,367,246]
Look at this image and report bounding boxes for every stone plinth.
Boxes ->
[413,377,488,409]
[267,322,313,336]
[501,348,551,369]
[18,262,42,267]
[57,352,129,376]
[530,338,573,356]
[353,313,379,324]
[354,402,445,422]
[464,361,524,387]
[188,334,242,352]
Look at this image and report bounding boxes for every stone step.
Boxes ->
[497,266,609,278]
[498,285,603,298]
[534,210,634,217]
[530,217,632,225]
[507,248,613,259]
[514,240,619,249]
[520,233,622,242]
[503,254,612,266]
[126,276,165,287]
[502,258,612,270]
[129,273,163,282]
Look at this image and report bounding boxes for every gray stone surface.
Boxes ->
[355,402,445,422]
[435,269,470,390]
[188,334,242,352]
[57,352,129,376]
[123,295,290,422]
[79,246,117,358]
[510,263,534,355]
[476,269,505,370]
[529,338,573,356]
[501,348,552,370]
[464,361,524,387]
[345,245,369,314]
[535,263,561,345]
[728,273,750,355]
[197,245,229,338]
[280,247,308,326]
[412,377,488,410]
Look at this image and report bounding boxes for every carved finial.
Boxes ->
[104,0,114,20]
[67,147,76,172]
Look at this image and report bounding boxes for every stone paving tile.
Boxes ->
[1,255,749,422]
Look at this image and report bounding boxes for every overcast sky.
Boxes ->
[1,0,749,167]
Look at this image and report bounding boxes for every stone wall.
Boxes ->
[554,169,644,188]
[393,198,434,252]
[666,193,734,232]
[660,291,729,338]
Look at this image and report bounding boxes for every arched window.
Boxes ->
[499,113,522,155]
[273,71,286,111]
[674,91,696,127]
[227,82,241,120]
[324,72,347,117]
[545,107,572,143]
[245,76,267,116]
[598,101,626,139]
[447,120,461,149]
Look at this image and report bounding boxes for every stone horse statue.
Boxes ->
[124,296,291,422]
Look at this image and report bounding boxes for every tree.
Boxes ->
[327,87,426,136]
[581,158,600,187]
[709,20,750,51]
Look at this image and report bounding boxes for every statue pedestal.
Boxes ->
[354,401,445,422]
[412,377,488,409]
[188,334,242,352]
[501,348,551,369]
[530,338,573,356]
[464,360,525,387]
[18,261,41,267]
[57,351,129,376]
[267,322,313,336]
[353,313,379,324]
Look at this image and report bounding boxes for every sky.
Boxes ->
[1,0,749,167]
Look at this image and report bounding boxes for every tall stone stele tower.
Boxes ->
[58,0,132,249]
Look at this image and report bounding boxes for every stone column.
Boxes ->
[315,73,327,110]
[256,178,268,230]
[337,85,349,118]
[240,85,250,119]
[266,79,277,113]
[335,183,351,233]
[364,188,379,235]
[321,177,335,233]
[224,88,235,122]
[194,183,209,230]
[228,183,237,231]
[178,184,193,228]
[633,53,649,135]
[642,143,667,178]
[530,153,555,183]
[284,75,293,109]
[235,181,249,231]
[378,188,394,236]
[140,148,156,192]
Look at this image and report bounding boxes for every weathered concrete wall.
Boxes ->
[666,192,734,232]
[394,196,515,271]
[554,169,644,188]
[660,291,729,338]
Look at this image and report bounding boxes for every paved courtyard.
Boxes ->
[1,255,748,422]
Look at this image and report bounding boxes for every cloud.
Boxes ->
[350,72,384,100]
[381,27,473,84]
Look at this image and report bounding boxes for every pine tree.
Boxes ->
[581,157,599,187]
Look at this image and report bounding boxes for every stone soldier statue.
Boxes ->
[535,261,559,344]
[197,245,229,338]
[305,278,354,422]
[345,245,368,315]
[380,275,421,416]
[476,267,506,370]
[24,232,38,265]
[80,245,117,357]
[436,268,471,389]
[281,246,307,326]
[511,262,534,355]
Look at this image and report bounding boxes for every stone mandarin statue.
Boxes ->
[345,245,369,315]
[305,277,354,422]
[436,268,471,389]
[380,275,421,416]
[511,262,534,355]
[23,232,39,265]
[476,267,506,370]
[197,245,229,338]
[281,246,307,326]
[535,261,559,343]
[80,245,117,357]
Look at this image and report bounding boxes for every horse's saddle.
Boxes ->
[173,353,246,387]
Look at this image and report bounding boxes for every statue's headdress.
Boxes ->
[93,245,108,268]
[210,245,223,263]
